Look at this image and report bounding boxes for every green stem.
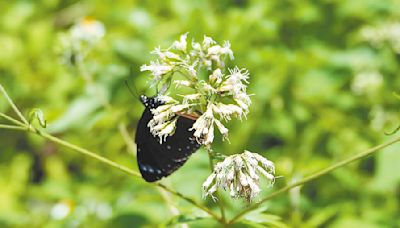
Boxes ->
[156,182,221,222]
[206,146,226,224]
[30,127,141,177]
[0,83,222,222]
[0,84,29,125]
[23,127,221,221]
[228,135,400,224]
[0,113,25,127]
[0,124,27,131]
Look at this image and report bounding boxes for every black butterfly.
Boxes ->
[135,95,201,182]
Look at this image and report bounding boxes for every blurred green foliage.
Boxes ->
[1,0,400,227]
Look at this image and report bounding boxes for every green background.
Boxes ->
[0,0,399,227]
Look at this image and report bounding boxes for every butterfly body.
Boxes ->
[136,95,200,182]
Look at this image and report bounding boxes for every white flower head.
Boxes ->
[173,33,188,52]
[202,151,275,202]
[140,60,174,83]
[151,47,181,61]
[351,71,383,95]
[58,17,105,66]
[203,35,217,48]
[70,17,105,43]
[141,34,252,145]
[190,104,214,144]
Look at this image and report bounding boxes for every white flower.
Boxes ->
[229,66,249,83]
[214,119,229,140]
[151,47,181,61]
[183,94,202,103]
[157,95,179,104]
[51,201,72,220]
[173,33,188,52]
[222,41,234,60]
[140,60,174,80]
[209,69,223,84]
[141,34,252,145]
[191,105,214,144]
[70,18,105,43]
[203,35,217,48]
[184,61,198,78]
[148,103,191,143]
[351,71,383,95]
[212,103,243,120]
[148,117,178,143]
[203,151,275,201]
[234,93,252,110]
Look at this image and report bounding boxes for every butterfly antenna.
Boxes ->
[124,80,140,100]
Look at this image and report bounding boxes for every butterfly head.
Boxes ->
[140,95,163,109]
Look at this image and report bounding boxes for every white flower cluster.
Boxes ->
[70,18,105,43]
[360,22,400,53]
[351,71,383,95]
[58,17,105,66]
[141,34,251,145]
[202,151,275,202]
[147,95,192,143]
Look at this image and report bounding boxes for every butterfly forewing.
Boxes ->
[135,97,201,182]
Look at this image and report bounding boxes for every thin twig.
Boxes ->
[156,182,221,222]
[22,126,220,220]
[0,113,25,127]
[30,128,141,177]
[0,84,29,125]
[0,124,27,131]
[228,135,400,224]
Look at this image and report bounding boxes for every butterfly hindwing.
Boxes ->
[135,97,201,182]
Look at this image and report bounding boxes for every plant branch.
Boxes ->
[0,113,25,127]
[29,127,141,177]
[156,182,221,222]
[0,124,27,131]
[23,127,221,220]
[0,84,29,125]
[228,135,400,224]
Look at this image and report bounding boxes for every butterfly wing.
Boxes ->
[135,107,200,182]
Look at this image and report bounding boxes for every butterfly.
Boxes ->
[135,95,201,182]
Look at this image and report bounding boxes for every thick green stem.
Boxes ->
[228,136,400,224]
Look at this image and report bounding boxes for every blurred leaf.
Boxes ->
[48,94,102,133]
[165,214,210,226]
[241,206,289,228]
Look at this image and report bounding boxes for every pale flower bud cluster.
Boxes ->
[70,18,105,43]
[351,71,383,95]
[360,22,400,53]
[58,17,105,66]
[141,34,251,145]
[202,151,275,202]
[147,95,192,143]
